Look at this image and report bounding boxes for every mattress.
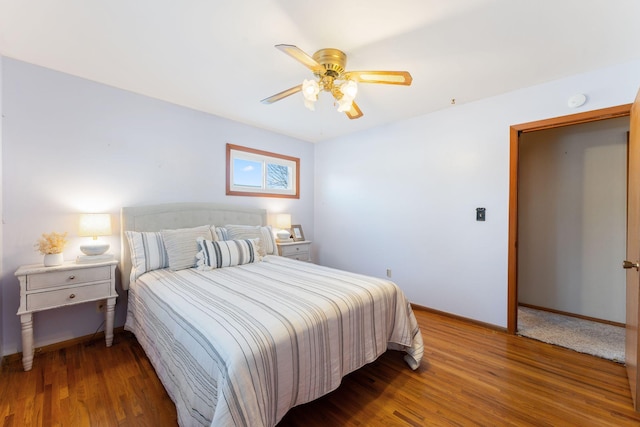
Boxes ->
[125,255,424,427]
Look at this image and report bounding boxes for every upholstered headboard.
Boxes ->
[120,202,267,290]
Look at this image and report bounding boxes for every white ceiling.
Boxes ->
[1,0,640,143]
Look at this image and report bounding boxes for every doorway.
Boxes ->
[518,118,628,321]
[507,104,632,334]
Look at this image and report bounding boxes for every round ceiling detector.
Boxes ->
[568,94,587,108]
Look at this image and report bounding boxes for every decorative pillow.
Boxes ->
[224,224,278,256]
[214,226,229,241]
[196,238,260,270]
[125,231,169,282]
[161,225,213,271]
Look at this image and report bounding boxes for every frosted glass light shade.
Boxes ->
[302,79,319,100]
[302,79,319,111]
[79,213,112,256]
[340,80,358,98]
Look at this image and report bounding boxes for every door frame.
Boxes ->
[507,104,632,334]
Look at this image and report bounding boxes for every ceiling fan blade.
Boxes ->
[344,71,412,86]
[260,84,302,104]
[275,44,325,74]
[345,101,363,120]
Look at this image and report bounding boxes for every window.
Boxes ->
[226,144,300,198]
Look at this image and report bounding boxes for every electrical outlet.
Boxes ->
[96,301,106,313]
[386,269,392,278]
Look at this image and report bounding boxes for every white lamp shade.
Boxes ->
[79,213,112,256]
[276,214,292,229]
[79,213,112,237]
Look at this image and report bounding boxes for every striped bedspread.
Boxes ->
[125,255,424,427]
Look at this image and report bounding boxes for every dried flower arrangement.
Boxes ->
[35,231,68,255]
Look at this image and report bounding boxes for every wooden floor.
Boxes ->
[2,308,640,426]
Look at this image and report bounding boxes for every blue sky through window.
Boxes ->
[233,159,263,187]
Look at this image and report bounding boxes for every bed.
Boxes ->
[121,202,424,427]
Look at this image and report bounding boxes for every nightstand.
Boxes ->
[15,259,118,371]
[277,241,312,262]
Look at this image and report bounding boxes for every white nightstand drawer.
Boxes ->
[279,245,308,257]
[288,252,309,261]
[277,241,312,262]
[26,282,112,311]
[27,265,111,290]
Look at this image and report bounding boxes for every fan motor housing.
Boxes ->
[312,48,347,77]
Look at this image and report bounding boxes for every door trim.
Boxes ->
[507,104,632,334]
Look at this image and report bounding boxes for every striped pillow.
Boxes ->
[224,224,277,256]
[125,231,169,282]
[213,226,229,241]
[161,225,213,271]
[196,238,260,270]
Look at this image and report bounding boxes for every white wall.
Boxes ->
[314,60,640,328]
[518,118,628,323]
[0,58,315,356]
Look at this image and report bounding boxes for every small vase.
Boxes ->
[43,253,64,267]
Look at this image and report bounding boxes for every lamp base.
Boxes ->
[80,240,110,256]
[276,229,291,241]
[76,253,115,264]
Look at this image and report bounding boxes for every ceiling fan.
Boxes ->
[260,44,412,120]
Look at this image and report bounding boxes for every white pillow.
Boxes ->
[224,224,278,256]
[161,225,213,271]
[196,238,261,270]
[125,231,169,282]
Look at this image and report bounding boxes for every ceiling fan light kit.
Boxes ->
[261,44,412,119]
[302,79,320,110]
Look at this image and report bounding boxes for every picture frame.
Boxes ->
[290,224,305,241]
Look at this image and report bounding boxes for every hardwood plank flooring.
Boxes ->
[2,308,640,426]
[0,332,177,426]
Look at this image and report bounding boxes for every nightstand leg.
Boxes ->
[105,297,116,347]
[20,313,34,371]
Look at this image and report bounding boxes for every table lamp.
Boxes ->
[276,214,292,242]
[77,213,113,263]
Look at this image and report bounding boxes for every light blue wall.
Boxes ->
[3,55,640,356]
[0,58,314,356]
[314,60,640,328]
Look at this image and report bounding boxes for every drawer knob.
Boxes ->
[68,275,76,280]
[69,293,76,299]
[296,247,300,251]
